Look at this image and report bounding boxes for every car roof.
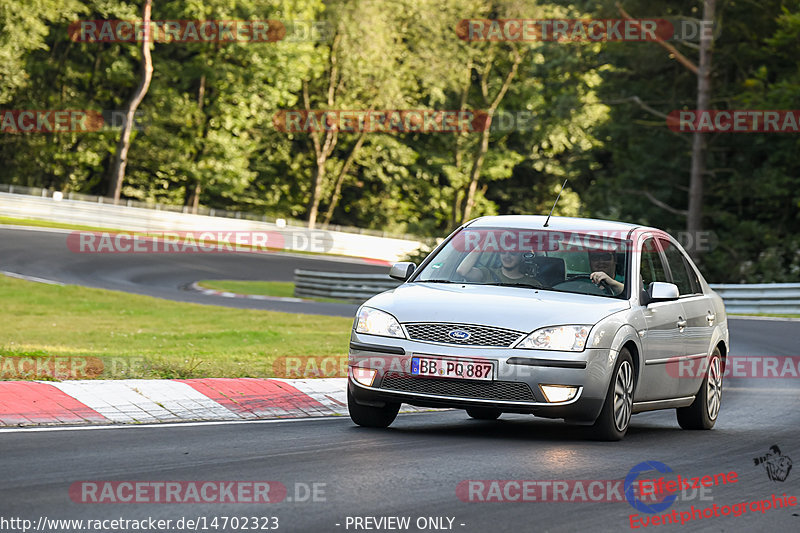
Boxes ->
[465,215,650,236]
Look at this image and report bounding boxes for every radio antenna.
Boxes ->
[544,179,568,227]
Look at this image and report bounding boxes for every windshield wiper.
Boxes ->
[484,282,542,289]
[415,279,460,284]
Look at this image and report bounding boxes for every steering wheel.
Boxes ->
[552,275,614,296]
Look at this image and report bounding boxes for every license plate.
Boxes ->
[411,356,494,381]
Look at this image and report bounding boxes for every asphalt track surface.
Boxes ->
[1,225,799,532]
[0,226,387,316]
[0,319,798,533]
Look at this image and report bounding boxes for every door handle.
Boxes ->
[677,318,687,331]
[706,312,715,326]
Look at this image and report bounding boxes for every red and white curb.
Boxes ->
[188,282,310,303]
[0,378,425,426]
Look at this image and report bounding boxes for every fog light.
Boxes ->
[350,367,377,387]
[540,385,578,403]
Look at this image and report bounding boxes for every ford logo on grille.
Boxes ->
[448,329,471,340]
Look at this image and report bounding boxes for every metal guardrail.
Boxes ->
[293,270,800,313]
[294,270,401,302]
[0,191,422,262]
[709,283,800,315]
[0,183,421,241]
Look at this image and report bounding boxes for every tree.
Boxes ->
[0,0,85,104]
[107,0,152,203]
[297,0,416,228]
[616,0,715,259]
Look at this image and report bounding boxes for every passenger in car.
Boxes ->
[456,248,543,287]
[588,250,624,295]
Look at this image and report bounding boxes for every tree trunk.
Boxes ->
[617,1,714,258]
[687,0,715,259]
[305,34,341,229]
[448,60,472,231]
[307,156,328,229]
[306,125,338,229]
[461,50,522,223]
[461,112,494,223]
[107,0,153,203]
[322,131,366,228]
[186,74,207,214]
[184,182,201,213]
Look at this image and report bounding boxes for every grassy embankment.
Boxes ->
[0,275,352,380]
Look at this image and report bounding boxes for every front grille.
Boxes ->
[404,323,524,347]
[380,372,536,402]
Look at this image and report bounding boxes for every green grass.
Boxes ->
[0,274,353,380]
[197,279,351,304]
[0,215,115,233]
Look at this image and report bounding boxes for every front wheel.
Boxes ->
[348,387,400,428]
[466,407,501,420]
[676,348,722,430]
[591,348,634,441]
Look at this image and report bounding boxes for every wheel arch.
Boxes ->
[623,340,641,391]
[609,325,643,394]
[715,340,728,372]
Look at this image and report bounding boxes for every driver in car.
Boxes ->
[588,250,624,295]
[456,247,543,287]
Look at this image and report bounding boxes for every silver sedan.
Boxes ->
[347,215,728,440]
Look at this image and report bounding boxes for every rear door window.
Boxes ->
[682,255,702,294]
[659,239,694,295]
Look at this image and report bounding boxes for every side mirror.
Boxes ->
[645,282,679,304]
[389,262,416,281]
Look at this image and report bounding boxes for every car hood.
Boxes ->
[364,282,629,332]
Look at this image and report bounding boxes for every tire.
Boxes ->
[466,407,501,420]
[677,348,722,430]
[591,348,634,441]
[347,387,400,428]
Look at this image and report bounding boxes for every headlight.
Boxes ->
[355,307,405,338]
[516,325,591,351]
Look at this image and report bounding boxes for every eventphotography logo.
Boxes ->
[754,445,793,482]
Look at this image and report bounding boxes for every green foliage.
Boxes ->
[1,0,798,281]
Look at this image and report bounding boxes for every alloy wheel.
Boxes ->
[706,356,722,420]
[613,360,634,431]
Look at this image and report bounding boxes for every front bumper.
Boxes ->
[348,332,616,423]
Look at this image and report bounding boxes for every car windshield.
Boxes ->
[414,227,630,299]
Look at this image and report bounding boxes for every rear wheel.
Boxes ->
[466,407,501,420]
[677,348,722,430]
[591,348,634,441]
[347,387,400,428]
